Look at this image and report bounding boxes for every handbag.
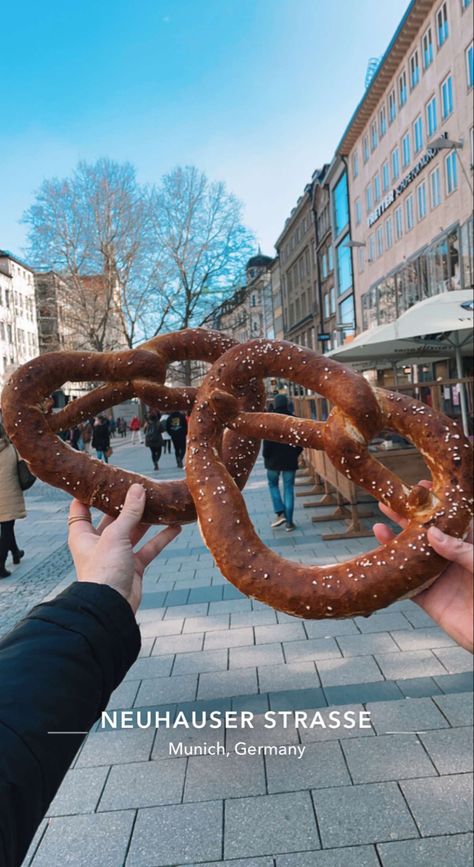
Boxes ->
[16,453,36,491]
[105,447,113,458]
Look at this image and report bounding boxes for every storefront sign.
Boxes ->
[368,148,437,227]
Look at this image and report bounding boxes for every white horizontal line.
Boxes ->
[47,731,88,735]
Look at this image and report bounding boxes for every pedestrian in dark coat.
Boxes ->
[166,412,188,468]
[144,411,163,470]
[91,416,110,463]
[262,394,302,532]
[0,424,26,578]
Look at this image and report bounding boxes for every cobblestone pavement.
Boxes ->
[10,439,473,867]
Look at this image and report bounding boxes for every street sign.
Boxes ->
[318,333,331,341]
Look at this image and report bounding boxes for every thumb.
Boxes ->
[114,484,146,536]
[427,526,473,572]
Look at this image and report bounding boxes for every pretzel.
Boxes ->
[186,339,473,618]
[1,329,264,525]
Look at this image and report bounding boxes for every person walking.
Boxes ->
[91,416,111,464]
[166,411,187,468]
[160,416,172,454]
[129,415,143,445]
[144,411,163,471]
[0,423,26,578]
[80,420,93,454]
[262,394,302,532]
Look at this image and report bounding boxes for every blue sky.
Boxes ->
[1,0,408,257]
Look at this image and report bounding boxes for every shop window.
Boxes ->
[378,277,397,324]
[338,294,355,335]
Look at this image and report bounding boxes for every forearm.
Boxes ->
[0,582,140,867]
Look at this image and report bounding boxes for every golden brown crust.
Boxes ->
[186,339,473,618]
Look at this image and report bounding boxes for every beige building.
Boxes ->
[336,0,473,331]
[0,251,39,393]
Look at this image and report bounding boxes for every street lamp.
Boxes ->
[429,136,464,150]
[343,240,366,248]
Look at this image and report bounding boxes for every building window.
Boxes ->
[321,253,328,279]
[388,90,397,124]
[355,197,362,225]
[330,286,336,314]
[333,172,349,238]
[445,151,458,193]
[405,194,414,230]
[376,225,384,257]
[395,205,403,240]
[352,151,359,178]
[398,70,407,108]
[467,42,474,89]
[379,106,387,138]
[391,147,400,181]
[402,133,411,167]
[357,246,365,273]
[324,293,330,320]
[368,234,375,262]
[437,3,449,47]
[417,181,427,220]
[338,294,355,334]
[336,240,352,295]
[413,115,423,154]
[363,135,369,162]
[328,245,333,271]
[462,0,472,9]
[365,185,373,212]
[410,50,420,89]
[422,27,433,69]
[382,161,390,192]
[441,75,454,119]
[373,173,381,203]
[385,217,393,249]
[426,96,438,138]
[430,167,442,208]
[370,121,378,151]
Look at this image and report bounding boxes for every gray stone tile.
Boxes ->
[152,632,203,655]
[200,859,273,867]
[21,818,48,865]
[230,642,285,670]
[31,810,135,866]
[323,681,403,706]
[152,724,224,760]
[276,846,380,866]
[377,834,474,867]
[266,740,350,792]
[135,674,197,706]
[140,617,182,638]
[304,618,360,638]
[298,704,375,742]
[224,791,320,859]
[172,649,228,675]
[98,758,186,810]
[402,606,437,628]
[183,614,230,633]
[433,645,474,674]
[125,655,174,680]
[390,627,456,651]
[140,590,167,609]
[337,633,400,657]
[419,726,473,774]
[434,671,474,693]
[138,637,154,657]
[400,774,473,835]
[355,613,412,633]
[433,692,474,726]
[198,668,258,700]
[366,696,449,734]
[76,729,154,767]
[269,687,327,712]
[106,679,140,710]
[47,766,109,817]
[127,801,223,865]
[283,637,341,663]
[313,781,418,847]
[375,651,447,680]
[204,627,254,650]
[226,712,300,750]
[342,733,436,783]
[209,599,252,614]
[258,661,320,692]
[184,752,266,801]
[316,656,384,687]
[254,623,306,644]
[164,602,208,619]
[188,585,224,603]
[396,676,442,698]
[232,693,270,715]
[230,609,278,628]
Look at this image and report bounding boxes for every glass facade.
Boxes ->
[336,242,352,295]
[333,172,349,237]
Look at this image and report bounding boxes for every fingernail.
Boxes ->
[130,484,145,499]
[429,527,444,542]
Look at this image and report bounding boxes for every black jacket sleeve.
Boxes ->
[0,582,140,867]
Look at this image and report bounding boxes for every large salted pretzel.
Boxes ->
[186,339,473,618]
[1,329,264,524]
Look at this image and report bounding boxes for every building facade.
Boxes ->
[0,251,39,393]
[336,0,473,331]
[312,166,338,351]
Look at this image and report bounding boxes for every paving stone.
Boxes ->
[254,623,306,644]
[269,687,327,711]
[390,627,457,651]
[152,722,226,760]
[125,655,174,680]
[342,732,436,782]
[232,693,270,714]
[395,676,442,698]
[419,726,473,774]
[375,650,447,680]
[31,810,135,866]
[223,584,248,600]
[266,740,350,792]
[230,609,278,628]
[283,637,341,663]
[355,613,412,633]
[152,633,203,655]
[433,691,474,726]
[184,752,266,801]
[198,668,258,700]
[224,791,320,859]
[402,607,437,628]
[76,729,154,767]
[298,703,375,742]
[127,801,223,865]
[366,696,449,734]
[434,671,474,693]
[47,766,109,817]
[209,599,252,614]
[137,607,166,624]
[316,655,384,687]
[303,619,360,638]
[313,781,418,847]
[226,712,300,750]
[172,648,228,675]
[377,833,474,867]
[164,602,208,619]
[199,859,273,867]
[98,758,186,810]
[400,774,473,835]
[183,614,230,632]
[433,645,474,674]
[106,679,140,710]
[230,642,285,670]
[204,627,254,650]
[276,846,380,866]
[139,618,183,638]
[140,591,167,609]
[21,818,48,865]
[323,680,403,705]
[258,661,320,692]
[135,674,197,706]
[188,585,224,603]
[138,637,154,657]
[337,633,400,657]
